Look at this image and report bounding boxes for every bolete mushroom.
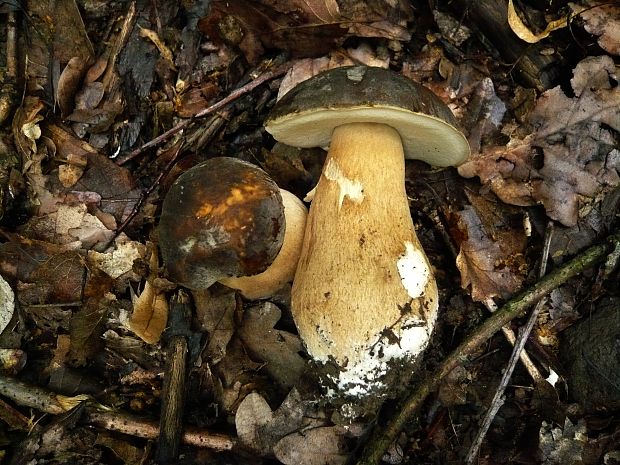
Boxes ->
[159,157,307,297]
[219,188,307,299]
[265,66,470,411]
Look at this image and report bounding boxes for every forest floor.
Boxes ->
[0,1,619,464]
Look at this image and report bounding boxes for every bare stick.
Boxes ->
[0,376,67,415]
[465,222,554,464]
[485,299,544,382]
[115,63,290,166]
[86,411,235,451]
[6,10,17,79]
[355,229,620,465]
[0,10,18,125]
[155,290,192,462]
[0,376,235,451]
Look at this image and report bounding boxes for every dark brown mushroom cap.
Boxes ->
[159,157,285,290]
[265,66,470,167]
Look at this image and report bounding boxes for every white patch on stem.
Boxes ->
[330,323,430,397]
[397,241,431,299]
[322,158,364,208]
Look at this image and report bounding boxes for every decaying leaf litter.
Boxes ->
[0,1,619,464]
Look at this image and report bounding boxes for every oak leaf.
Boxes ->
[459,55,620,226]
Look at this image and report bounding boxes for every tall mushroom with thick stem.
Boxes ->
[266,66,470,414]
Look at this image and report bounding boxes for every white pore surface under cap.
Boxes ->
[266,106,470,167]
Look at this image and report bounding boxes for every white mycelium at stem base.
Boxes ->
[291,122,439,397]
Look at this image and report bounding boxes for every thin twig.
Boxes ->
[97,141,182,252]
[355,228,620,465]
[114,62,291,166]
[485,299,544,382]
[465,222,554,464]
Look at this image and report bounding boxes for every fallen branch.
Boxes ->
[355,228,620,465]
[0,376,236,452]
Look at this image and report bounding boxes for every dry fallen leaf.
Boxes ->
[453,203,525,302]
[507,0,575,43]
[235,390,306,455]
[273,426,349,465]
[276,46,389,100]
[11,97,45,160]
[573,2,620,56]
[199,0,412,63]
[138,26,175,67]
[21,251,87,305]
[88,239,146,280]
[57,56,89,118]
[127,247,168,344]
[192,288,236,364]
[68,296,110,366]
[0,274,15,335]
[238,302,306,389]
[26,202,115,248]
[211,336,265,414]
[128,280,168,345]
[539,419,587,465]
[459,55,620,226]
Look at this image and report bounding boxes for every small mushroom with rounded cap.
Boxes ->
[159,157,307,298]
[265,66,470,413]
